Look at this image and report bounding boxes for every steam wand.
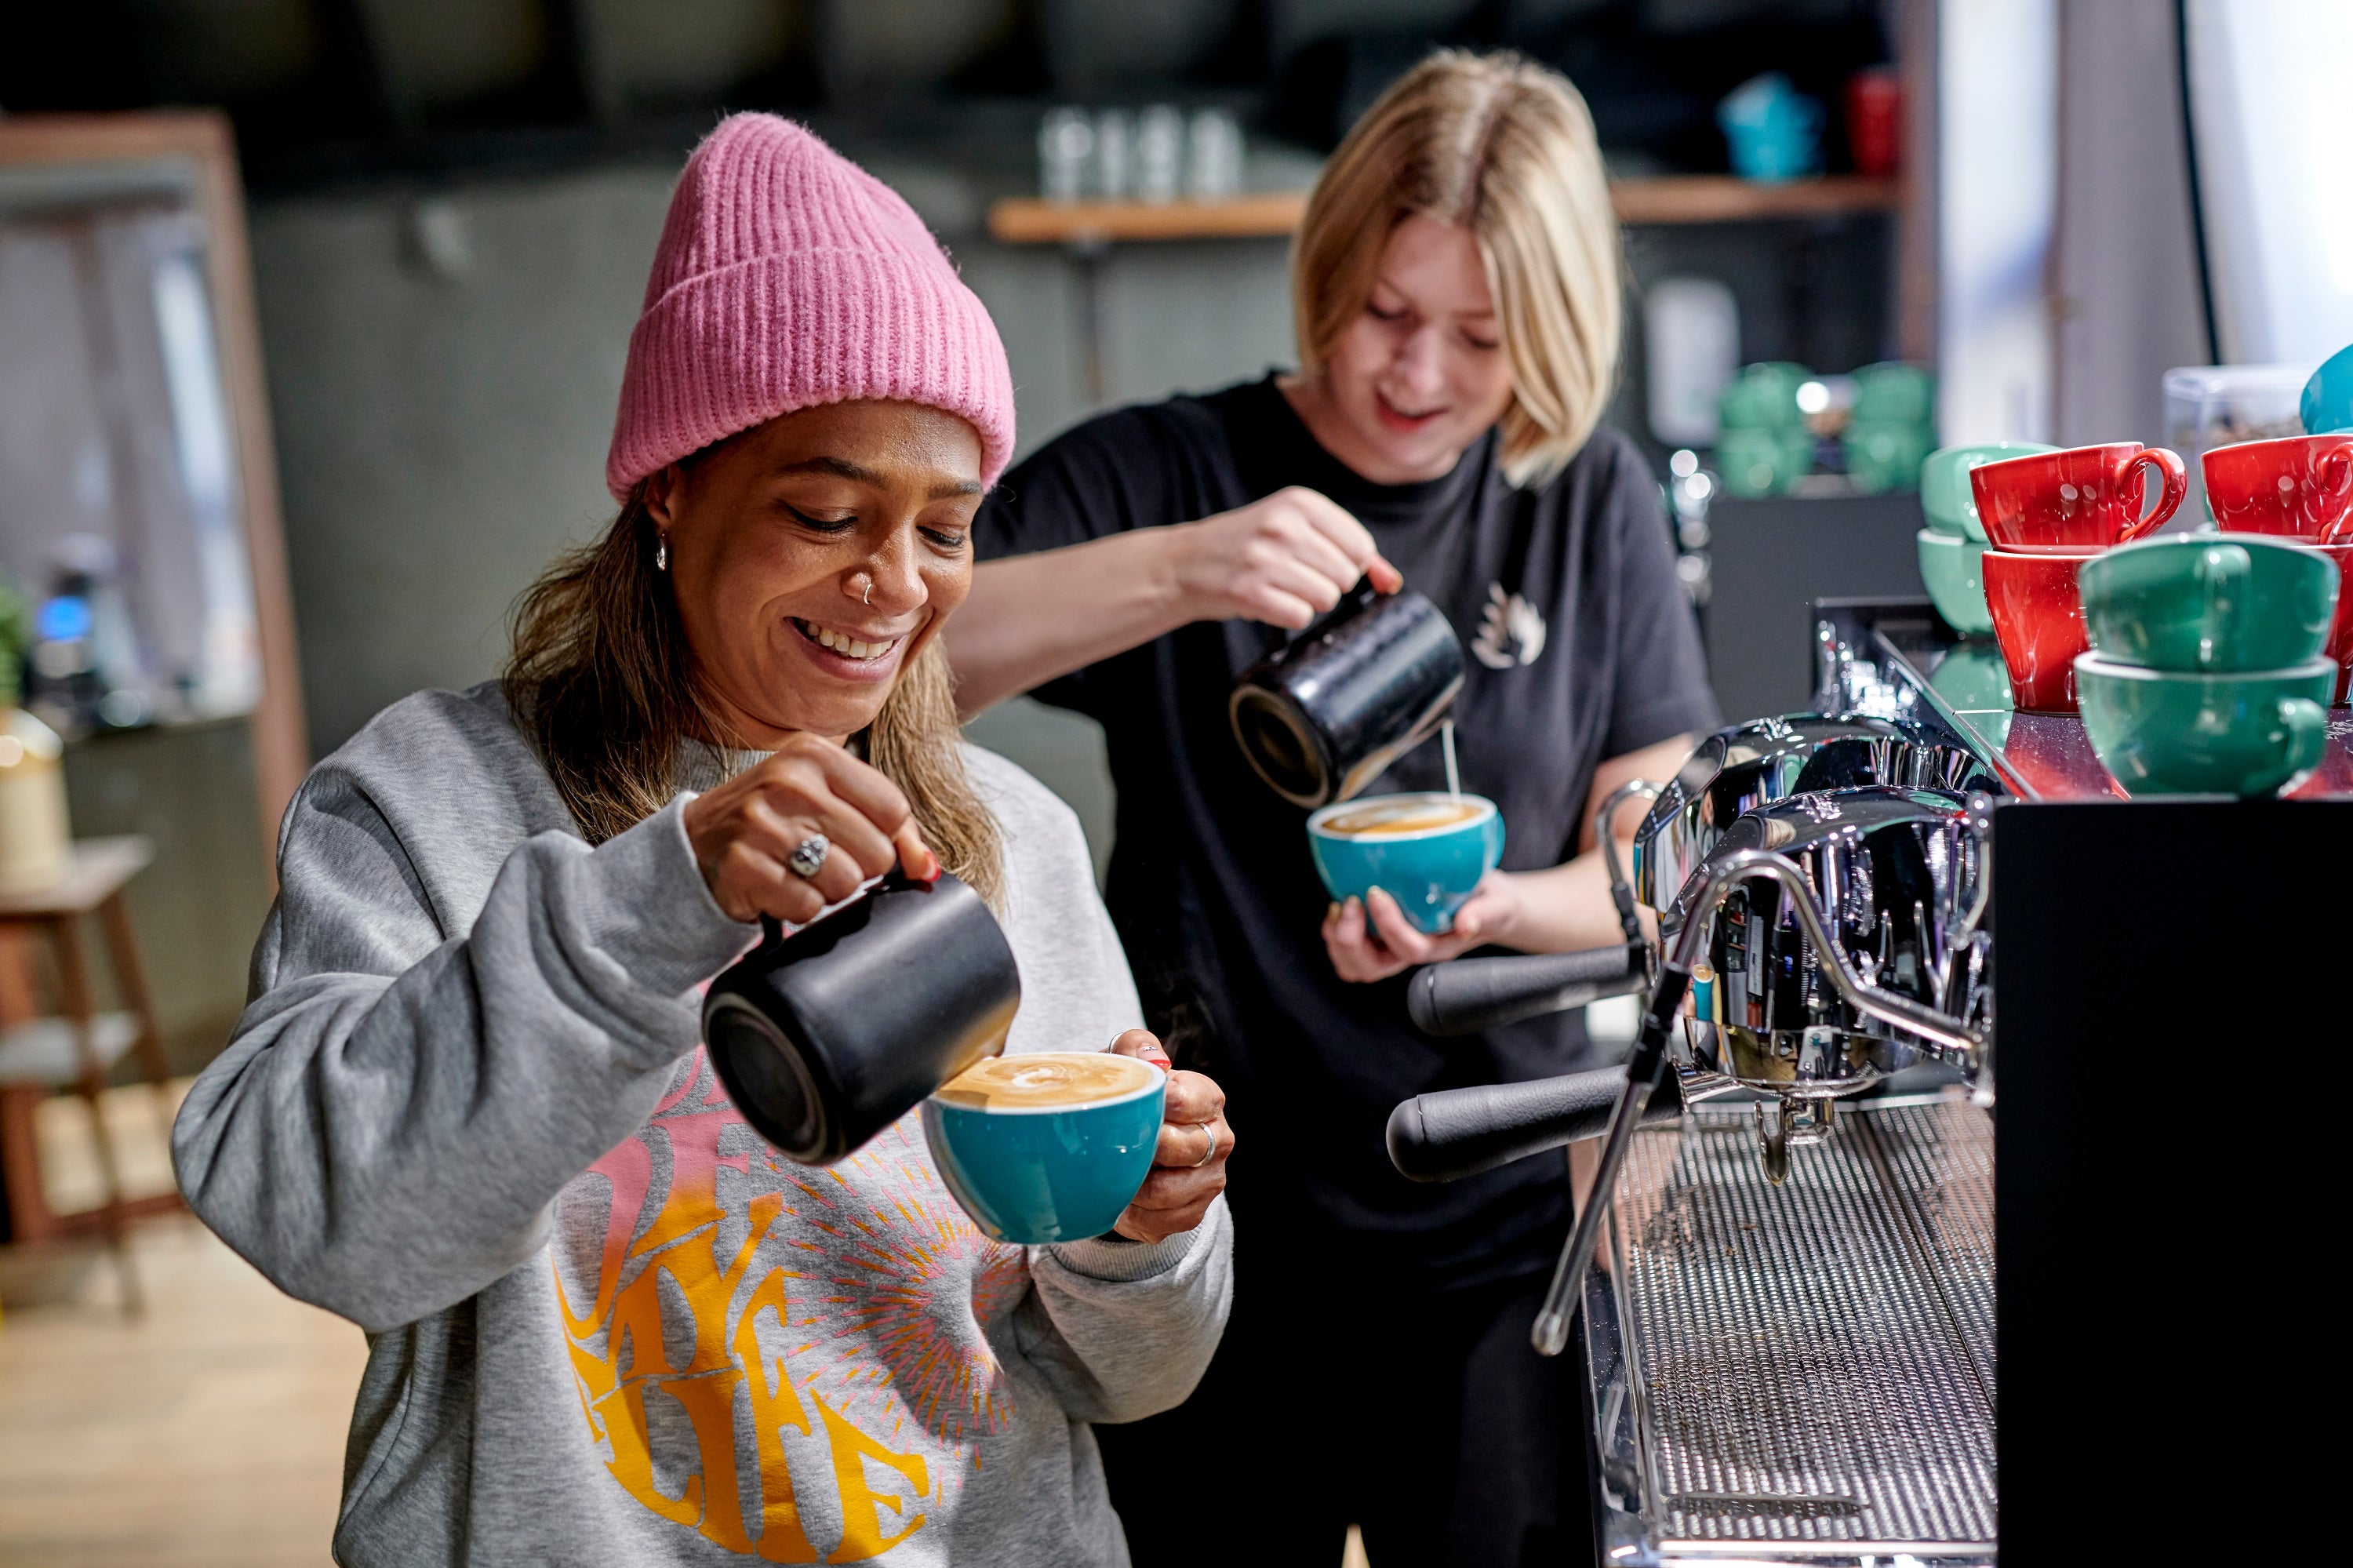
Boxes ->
[1594,778,1660,951]
[1528,846,1985,1357]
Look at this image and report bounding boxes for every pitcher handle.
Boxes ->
[2119,446,2188,540]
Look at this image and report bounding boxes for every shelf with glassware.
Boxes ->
[985,175,1901,246]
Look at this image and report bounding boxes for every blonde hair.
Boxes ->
[504,488,1003,905]
[1293,49,1623,487]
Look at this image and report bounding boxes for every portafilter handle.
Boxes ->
[1406,944,1646,1036]
[1528,847,1989,1357]
[1387,1065,1686,1183]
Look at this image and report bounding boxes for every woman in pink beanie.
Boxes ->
[175,114,1232,1567]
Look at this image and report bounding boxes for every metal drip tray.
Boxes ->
[1585,1093,1996,1564]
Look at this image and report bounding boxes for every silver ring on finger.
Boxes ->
[1191,1122,1219,1168]
[786,834,831,881]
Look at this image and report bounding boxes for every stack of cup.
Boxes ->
[1917,442,2055,636]
[1715,362,1815,497]
[1842,362,1937,493]
[2074,536,2338,798]
[1971,443,2188,711]
[2202,433,2353,702]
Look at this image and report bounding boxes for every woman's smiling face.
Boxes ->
[645,399,984,746]
[1318,213,1516,484]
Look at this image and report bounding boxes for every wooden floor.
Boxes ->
[0,1085,364,1568]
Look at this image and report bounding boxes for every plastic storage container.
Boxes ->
[2163,363,2315,525]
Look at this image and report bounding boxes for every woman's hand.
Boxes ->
[1169,486,1405,628]
[683,733,940,925]
[1322,871,1528,984]
[1107,1030,1231,1243]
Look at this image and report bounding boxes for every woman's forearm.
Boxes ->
[944,529,1193,717]
[1493,847,1649,955]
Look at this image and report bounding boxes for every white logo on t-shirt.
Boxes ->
[1471,582,1547,669]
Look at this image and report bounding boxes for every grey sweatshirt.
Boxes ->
[173,682,1231,1566]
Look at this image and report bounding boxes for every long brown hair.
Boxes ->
[504,487,1004,904]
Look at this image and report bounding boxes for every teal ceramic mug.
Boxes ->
[1845,420,1935,493]
[2074,653,2333,798]
[922,1051,1166,1244]
[1718,362,1813,431]
[1850,361,1936,424]
[1718,426,1814,497]
[2302,342,2353,435]
[1916,529,1994,636]
[2076,534,2338,671]
[1921,442,2060,540]
[1307,791,1504,934]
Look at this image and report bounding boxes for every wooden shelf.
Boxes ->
[988,174,1901,246]
[988,191,1307,243]
[1610,174,1901,225]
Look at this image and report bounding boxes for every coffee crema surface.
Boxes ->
[1319,797,1488,837]
[933,1050,1159,1111]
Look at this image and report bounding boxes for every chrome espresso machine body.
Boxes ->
[1391,692,2003,1562]
[1391,598,2353,1563]
[1384,595,2353,1553]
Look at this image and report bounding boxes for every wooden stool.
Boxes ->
[0,837,178,1312]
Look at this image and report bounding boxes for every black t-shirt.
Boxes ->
[974,375,1718,1290]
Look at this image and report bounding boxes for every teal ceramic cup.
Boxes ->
[2075,653,2333,798]
[1307,791,1504,934]
[1718,426,1815,497]
[922,1052,1166,1244]
[1921,442,2060,540]
[1916,529,1994,635]
[1851,362,1936,425]
[1718,362,1813,431]
[2076,534,2338,671]
[1846,420,1935,493]
[2303,342,2353,435]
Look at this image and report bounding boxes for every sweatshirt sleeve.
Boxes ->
[1009,1201,1235,1424]
[172,765,755,1333]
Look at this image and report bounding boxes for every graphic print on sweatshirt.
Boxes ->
[553,1050,1027,1560]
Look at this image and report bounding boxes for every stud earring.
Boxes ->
[655,533,668,571]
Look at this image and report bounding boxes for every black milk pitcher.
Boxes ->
[1227,578,1467,808]
[704,869,1020,1164]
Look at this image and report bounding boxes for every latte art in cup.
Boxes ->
[1319,798,1489,837]
[933,1050,1161,1111]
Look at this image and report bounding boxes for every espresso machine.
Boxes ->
[1385,598,2348,1565]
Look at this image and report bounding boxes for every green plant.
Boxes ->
[0,575,31,709]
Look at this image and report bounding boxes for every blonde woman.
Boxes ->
[174,116,1232,1566]
[947,51,1715,1564]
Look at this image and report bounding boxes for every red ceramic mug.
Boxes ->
[1970,443,2188,554]
[2203,435,2353,543]
[1982,546,2101,711]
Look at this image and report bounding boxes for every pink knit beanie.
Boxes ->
[606,115,1016,500]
